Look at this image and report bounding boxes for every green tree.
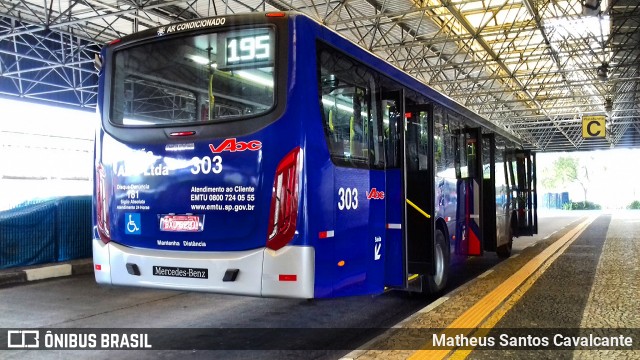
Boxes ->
[542,156,590,205]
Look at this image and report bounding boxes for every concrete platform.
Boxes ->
[1,210,638,359]
[344,211,640,359]
[0,258,93,288]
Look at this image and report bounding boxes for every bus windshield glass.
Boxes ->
[110,27,276,126]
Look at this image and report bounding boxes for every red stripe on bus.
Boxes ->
[279,274,297,282]
[319,230,334,238]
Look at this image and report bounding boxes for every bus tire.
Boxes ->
[424,229,449,294]
[496,225,513,258]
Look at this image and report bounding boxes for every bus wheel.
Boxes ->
[496,227,513,258]
[424,229,449,294]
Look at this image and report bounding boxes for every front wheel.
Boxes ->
[424,229,450,294]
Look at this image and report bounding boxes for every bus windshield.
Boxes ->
[110,27,276,126]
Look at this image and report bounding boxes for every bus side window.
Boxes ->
[416,109,430,171]
[381,99,400,168]
[317,45,373,168]
[369,79,384,169]
[453,134,462,179]
[349,87,366,157]
[319,83,370,165]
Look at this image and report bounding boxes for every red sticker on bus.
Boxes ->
[159,215,203,232]
[366,188,385,200]
[209,138,262,153]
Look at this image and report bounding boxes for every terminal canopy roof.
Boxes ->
[0,0,638,151]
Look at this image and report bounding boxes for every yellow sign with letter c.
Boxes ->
[582,116,606,138]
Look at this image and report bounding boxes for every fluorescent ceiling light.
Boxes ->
[123,118,154,126]
[322,98,353,113]
[322,98,368,117]
[236,70,274,88]
[187,55,210,65]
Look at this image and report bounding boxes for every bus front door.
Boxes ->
[403,103,435,281]
[454,127,483,256]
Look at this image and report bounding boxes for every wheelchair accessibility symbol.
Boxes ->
[125,213,141,235]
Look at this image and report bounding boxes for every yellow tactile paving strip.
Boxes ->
[409,216,595,360]
[343,216,595,360]
[446,216,597,360]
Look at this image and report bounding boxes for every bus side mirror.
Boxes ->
[94,54,103,72]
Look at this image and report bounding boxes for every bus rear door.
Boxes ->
[481,133,497,252]
[506,149,538,236]
[454,127,483,256]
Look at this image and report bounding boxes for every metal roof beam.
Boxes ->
[0,0,186,41]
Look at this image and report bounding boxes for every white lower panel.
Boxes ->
[93,239,112,285]
[92,239,315,298]
[97,240,265,296]
[262,246,315,299]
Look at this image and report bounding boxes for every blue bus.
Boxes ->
[93,12,538,299]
